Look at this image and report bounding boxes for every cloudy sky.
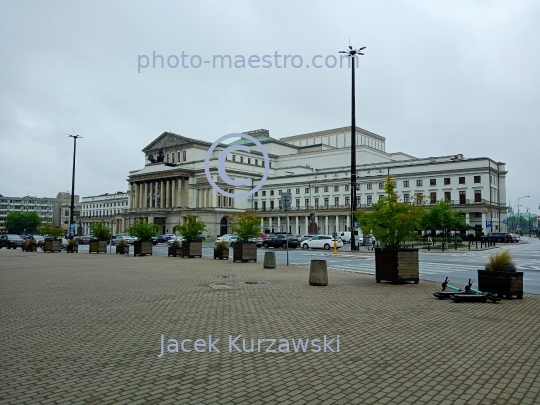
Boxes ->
[1,0,539,213]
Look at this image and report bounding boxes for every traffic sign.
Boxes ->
[281,192,292,212]
[486,220,492,228]
[503,219,508,225]
[516,225,521,229]
[353,221,358,228]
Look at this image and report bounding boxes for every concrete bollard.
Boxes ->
[309,260,328,286]
[263,251,276,269]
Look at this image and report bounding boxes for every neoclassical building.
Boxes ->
[123,126,508,238]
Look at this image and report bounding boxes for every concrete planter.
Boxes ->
[213,247,229,260]
[43,240,61,252]
[233,242,257,263]
[168,246,182,257]
[263,251,276,268]
[133,240,153,256]
[309,260,328,286]
[66,244,78,253]
[116,245,130,255]
[182,241,203,258]
[375,248,419,284]
[478,270,523,299]
[23,245,38,252]
[89,240,107,253]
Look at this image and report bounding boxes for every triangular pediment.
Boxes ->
[142,132,194,152]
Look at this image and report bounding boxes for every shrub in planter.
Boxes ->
[115,238,130,255]
[168,239,182,257]
[66,238,79,253]
[479,250,523,299]
[174,214,205,258]
[230,211,260,262]
[39,223,64,252]
[127,220,158,256]
[355,175,423,283]
[214,240,229,260]
[23,238,38,252]
[89,220,110,253]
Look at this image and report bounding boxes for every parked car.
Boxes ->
[32,235,45,247]
[166,235,185,247]
[299,234,316,242]
[215,234,238,246]
[74,235,92,244]
[481,232,514,243]
[509,233,520,242]
[248,237,263,247]
[262,234,299,249]
[0,234,25,249]
[111,234,137,245]
[301,235,343,250]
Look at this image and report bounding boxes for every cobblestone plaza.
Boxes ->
[1,249,540,404]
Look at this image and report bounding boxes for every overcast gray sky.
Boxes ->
[1,0,539,213]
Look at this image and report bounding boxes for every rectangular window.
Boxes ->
[296,188,300,194]
[403,194,410,203]
[248,158,251,164]
[444,178,450,185]
[345,196,350,206]
[474,175,481,183]
[262,201,266,210]
[324,198,329,207]
[367,196,372,205]
[182,150,187,162]
[475,190,482,202]
[240,156,244,163]
[296,199,300,208]
[459,177,465,184]
[287,189,291,194]
[314,187,319,193]
[324,186,329,192]
[345,184,349,191]
[232,155,236,162]
[254,201,258,210]
[403,180,409,188]
[430,179,436,186]
[314,198,319,208]
[444,191,451,201]
[430,192,437,204]
[474,212,481,218]
[166,153,169,163]
[379,182,384,189]
[356,196,361,206]
[262,191,266,196]
[416,179,423,187]
[255,159,258,166]
[305,188,309,193]
[334,186,339,192]
[269,161,271,168]
[367,183,372,190]
[278,190,282,195]
[270,201,274,209]
[415,193,423,204]
[378,195,384,201]
[459,191,466,204]
[334,197,339,207]
[305,199,309,208]
[270,190,274,196]
[254,191,258,197]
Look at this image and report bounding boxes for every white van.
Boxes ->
[337,232,351,243]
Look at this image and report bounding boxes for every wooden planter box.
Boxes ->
[182,241,203,258]
[233,242,257,263]
[23,245,38,252]
[133,240,153,256]
[116,245,130,255]
[478,270,523,299]
[213,247,229,260]
[89,240,107,253]
[43,240,62,252]
[375,248,419,284]
[168,246,182,257]
[66,244,78,253]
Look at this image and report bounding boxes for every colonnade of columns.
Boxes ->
[260,214,354,235]
[129,178,188,210]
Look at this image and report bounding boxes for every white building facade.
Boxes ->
[123,126,508,238]
[0,196,55,230]
[80,191,129,235]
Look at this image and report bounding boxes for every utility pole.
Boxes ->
[68,133,83,238]
[339,44,366,250]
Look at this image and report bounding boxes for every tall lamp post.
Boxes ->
[339,44,366,250]
[68,134,83,238]
[517,195,530,236]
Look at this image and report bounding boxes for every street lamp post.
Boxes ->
[68,134,83,239]
[517,196,530,236]
[339,44,366,251]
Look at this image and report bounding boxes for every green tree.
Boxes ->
[229,210,261,242]
[24,211,42,233]
[354,175,424,248]
[421,201,467,242]
[5,212,25,233]
[173,214,206,242]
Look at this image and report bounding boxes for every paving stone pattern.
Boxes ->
[1,249,540,404]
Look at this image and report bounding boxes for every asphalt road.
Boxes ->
[67,237,540,294]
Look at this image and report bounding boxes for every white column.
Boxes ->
[177,178,182,207]
[335,215,339,232]
[261,218,264,231]
[160,180,164,208]
[305,217,308,234]
[277,217,281,232]
[165,180,169,208]
[325,216,328,235]
[481,212,486,233]
[269,217,273,232]
[171,179,176,208]
[465,212,470,225]
[295,216,299,234]
[346,215,350,231]
[121,218,125,232]
[143,183,147,208]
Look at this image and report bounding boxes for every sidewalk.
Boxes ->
[1,248,540,404]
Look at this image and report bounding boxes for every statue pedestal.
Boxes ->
[308,223,318,234]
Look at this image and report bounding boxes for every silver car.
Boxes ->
[111,234,137,245]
